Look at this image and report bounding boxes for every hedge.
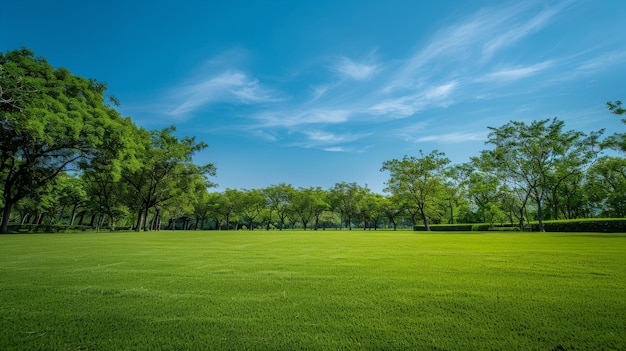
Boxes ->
[414,219,626,233]
[414,224,473,231]
[539,219,626,233]
[6,224,93,233]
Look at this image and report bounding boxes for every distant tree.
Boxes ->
[56,174,88,225]
[329,182,368,230]
[359,192,385,230]
[240,189,266,230]
[309,187,330,230]
[263,183,294,230]
[381,150,450,231]
[122,126,215,231]
[585,156,626,217]
[290,187,315,230]
[379,194,403,230]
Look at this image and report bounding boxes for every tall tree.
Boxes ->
[484,118,601,232]
[240,189,266,230]
[0,49,129,233]
[263,183,294,230]
[328,182,368,230]
[381,150,450,231]
[586,156,626,217]
[122,126,215,231]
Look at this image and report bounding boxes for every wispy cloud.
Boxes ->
[170,71,282,116]
[333,57,378,81]
[387,1,569,91]
[257,108,351,128]
[159,1,582,153]
[480,61,554,82]
[290,129,370,152]
[370,81,458,118]
[481,2,570,60]
[416,131,487,143]
[576,51,626,73]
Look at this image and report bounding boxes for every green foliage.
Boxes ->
[539,218,626,233]
[381,150,450,230]
[0,49,132,233]
[414,224,473,231]
[0,231,624,350]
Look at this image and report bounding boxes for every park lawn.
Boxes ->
[0,230,624,350]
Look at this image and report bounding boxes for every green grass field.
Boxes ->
[1,230,624,350]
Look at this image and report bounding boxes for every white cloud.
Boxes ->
[256,109,350,128]
[170,71,282,117]
[576,51,626,72]
[370,81,458,118]
[416,131,486,143]
[425,81,458,100]
[334,57,378,80]
[310,85,330,101]
[480,61,553,82]
[481,2,569,60]
[387,2,568,91]
[287,129,369,152]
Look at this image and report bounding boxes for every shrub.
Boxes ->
[414,224,473,231]
[540,219,626,233]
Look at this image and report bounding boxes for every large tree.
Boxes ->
[484,118,602,231]
[328,182,368,230]
[0,49,130,233]
[122,126,215,231]
[263,183,294,230]
[381,150,450,231]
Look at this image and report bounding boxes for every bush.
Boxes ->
[540,219,626,233]
[414,224,473,231]
[471,224,491,231]
[5,224,93,234]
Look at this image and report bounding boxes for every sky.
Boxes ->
[2,0,625,193]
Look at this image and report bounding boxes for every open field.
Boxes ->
[0,230,624,350]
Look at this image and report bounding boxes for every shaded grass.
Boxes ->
[1,231,625,350]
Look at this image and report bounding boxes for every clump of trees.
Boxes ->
[0,49,214,233]
[1,48,624,233]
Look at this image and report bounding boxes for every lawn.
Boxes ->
[0,230,624,350]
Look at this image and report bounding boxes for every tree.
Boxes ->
[357,192,385,230]
[240,189,266,230]
[191,181,213,230]
[484,118,602,231]
[0,49,130,233]
[606,100,626,153]
[263,183,294,230]
[328,182,368,230]
[122,126,215,231]
[381,150,450,231]
[379,194,403,230]
[586,157,626,217]
[486,118,602,231]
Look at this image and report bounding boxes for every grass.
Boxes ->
[0,230,625,350]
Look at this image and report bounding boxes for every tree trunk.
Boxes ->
[134,207,143,232]
[70,204,78,225]
[0,200,13,234]
[142,205,150,231]
[536,199,545,232]
[420,206,430,231]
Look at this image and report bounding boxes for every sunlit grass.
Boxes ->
[1,231,624,350]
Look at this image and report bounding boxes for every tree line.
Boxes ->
[1,49,624,233]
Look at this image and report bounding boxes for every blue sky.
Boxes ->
[2,0,625,193]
